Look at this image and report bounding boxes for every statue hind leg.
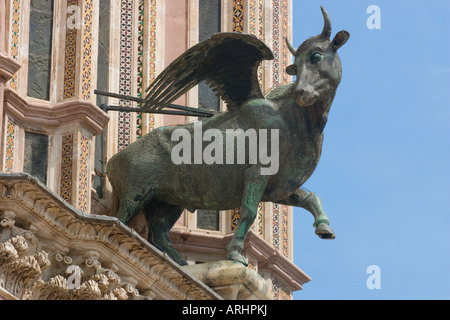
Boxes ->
[277,188,335,239]
[144,201,187,266]
[116,198,145,225]
[113,187,155,225]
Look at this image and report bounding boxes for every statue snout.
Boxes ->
[295,87,319,106]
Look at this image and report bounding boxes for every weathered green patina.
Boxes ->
[107,7,349,266]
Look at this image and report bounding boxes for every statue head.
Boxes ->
[285,6,350,106]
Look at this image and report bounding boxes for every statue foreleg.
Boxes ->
[226,168,269,265]
[277,188,335,239]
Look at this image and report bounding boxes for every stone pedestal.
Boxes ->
[183,260,273,300]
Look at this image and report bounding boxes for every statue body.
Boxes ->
[107,7,349,265]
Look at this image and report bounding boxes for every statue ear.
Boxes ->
[331,30,350,51]
[286,64,297,75]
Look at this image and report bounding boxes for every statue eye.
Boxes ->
[310,52,323,64]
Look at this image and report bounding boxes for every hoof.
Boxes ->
[175,257,188,266]
[227,251,248,266]
[315,223,335,239]
[168,251,188,266]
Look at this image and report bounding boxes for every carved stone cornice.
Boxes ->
[0,173,221,300]
[245,232,311,290]
[0,52,21,82]
[3,88,109,135]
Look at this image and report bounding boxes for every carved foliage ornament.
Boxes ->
[0,174,218,300]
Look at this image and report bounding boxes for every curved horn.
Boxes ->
[320,6,332,38]
[285,37,297,56]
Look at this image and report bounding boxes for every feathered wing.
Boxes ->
[142,33,274,112]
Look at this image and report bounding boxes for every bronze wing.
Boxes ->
[142,33,274,112]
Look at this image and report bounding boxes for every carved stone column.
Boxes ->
[0,0,109,214]
[0,0,21,172]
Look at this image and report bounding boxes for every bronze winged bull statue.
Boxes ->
[107,7,349,266]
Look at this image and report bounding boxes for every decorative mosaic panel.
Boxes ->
[231,207,240,231]
[64,0,79,99]
[232,203,263,235]
[60,134,74,203]
[272,277,291,300]
[258,0,264,39]
[148,0,157,131]
[251,202,263,236]
[272,203,290,257]
[77,135,89,212]
[117,0,157,145]
[258,0,264,86]
[136,0,144,139]
[272,0,289,86]
[249,0,264,87]
[249,0,257,35]
[281,0,289,85]
[272,0,280,87]
[272,277,279,300]
[135,0,157,134]
[81,0,93,100]
[272,203,279,249]
[117,0,133,151]
[232,0,244,33]
[257,202,263,235]
[248,0,264,39]
[9,0,21,89]
[4,120,16,172]
[231,0,245,228]
[281,204,289,257]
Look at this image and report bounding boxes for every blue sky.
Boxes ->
[291,0,450,299]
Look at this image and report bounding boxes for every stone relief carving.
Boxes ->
[0,217,138,300]
[0,173,220,300]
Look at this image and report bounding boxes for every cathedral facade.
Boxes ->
[0,0,310,300]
